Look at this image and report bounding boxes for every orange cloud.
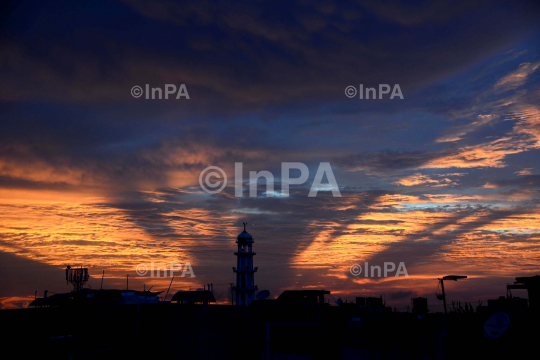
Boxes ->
[0,296,33,309]
[394,172,463,187]
[515,168,535,176]
[0,189,239,274]
[495,61,540,90]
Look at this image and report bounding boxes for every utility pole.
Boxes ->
[230,283,234,305]
[439,278,447,316]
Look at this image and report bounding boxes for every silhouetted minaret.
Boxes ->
[232,223,258,306]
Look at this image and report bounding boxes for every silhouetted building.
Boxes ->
[252,289,330,322]
[276,290,330,304]
[486,295,528,310]
[232,223,258,306]
[29,289,161,307]
[171,290,216,305]
[412,297,428,314]
[356,296,385,311]
[507,275,540,310]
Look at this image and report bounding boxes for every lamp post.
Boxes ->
[438,275,467,315]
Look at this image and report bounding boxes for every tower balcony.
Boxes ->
[234,252,256,256]
[236,239,254,244]
[232,267,258,273]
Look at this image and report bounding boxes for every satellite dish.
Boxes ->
[484,312,510,339]
[256,290,270,300]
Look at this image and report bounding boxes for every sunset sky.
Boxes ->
[1,0,540,310]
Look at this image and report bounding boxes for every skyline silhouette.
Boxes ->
[1,1,540,318]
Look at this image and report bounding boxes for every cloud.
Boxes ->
[422,136,537,169]
[333,150,444,174]
[435,114,498,143]
[333,136,533,174]
[389,290,415,300]
[2,0,539,110]
[394,173,464,187]
[334,59,540,174]
[515,168,535,176]
[361,0,479,26]
[482,175,540,189]
[495,61,540,90]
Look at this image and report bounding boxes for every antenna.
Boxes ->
[164,276,174,301]
[66,265,89,292]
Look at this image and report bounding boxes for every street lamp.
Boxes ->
[438,275,467,315]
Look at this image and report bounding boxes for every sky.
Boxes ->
[1,0,540,310]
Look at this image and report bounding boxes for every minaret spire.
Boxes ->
[232,224,258,306]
